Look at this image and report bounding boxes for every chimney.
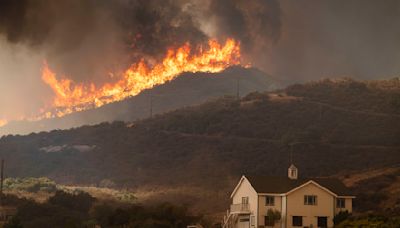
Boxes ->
[288,164,298,180]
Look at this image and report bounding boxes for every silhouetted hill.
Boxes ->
[0,67,280,136]
[0,78,399,213]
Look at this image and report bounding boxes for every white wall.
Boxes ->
[286,183,335,228]
[232,177,259,227]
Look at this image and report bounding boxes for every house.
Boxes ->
[222,164,355,228]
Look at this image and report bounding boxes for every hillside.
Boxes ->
[0,77,399,213]
[0,67,280,136]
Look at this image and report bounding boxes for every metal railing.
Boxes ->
[223,204,251,228]
[230,203,250,214]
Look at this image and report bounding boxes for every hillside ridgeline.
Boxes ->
[0,77,399,214]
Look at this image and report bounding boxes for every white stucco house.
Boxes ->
[222,164,355,228]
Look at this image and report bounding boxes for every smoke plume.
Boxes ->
[1,0,400,124]
[0,0,281,83]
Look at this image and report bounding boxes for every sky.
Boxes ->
[0,0,400,122]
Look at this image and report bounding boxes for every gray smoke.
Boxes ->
[265,0,400,81]
[0,0,282,83]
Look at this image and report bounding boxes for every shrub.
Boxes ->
[333,211,350,225]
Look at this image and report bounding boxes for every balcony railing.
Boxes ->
[230,203,250,214]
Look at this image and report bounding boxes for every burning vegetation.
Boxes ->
[0,0,282,124]
[40,38,242,119]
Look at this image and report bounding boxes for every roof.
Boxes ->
[245,175,353,196]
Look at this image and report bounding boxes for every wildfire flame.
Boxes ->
[40,38,242,119]
[0,119,7,128]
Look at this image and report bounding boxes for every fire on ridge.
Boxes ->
[0,119,7,128]
[40,38,242,120]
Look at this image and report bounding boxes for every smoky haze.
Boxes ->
[0,0,400,122]
[265,0,400,81]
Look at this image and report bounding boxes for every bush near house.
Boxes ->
[335,215,400,228]
[333,211,350,225]
[265,209,281,226]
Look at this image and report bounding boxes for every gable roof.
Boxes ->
[231,175,257,198]
[245,175,353,196]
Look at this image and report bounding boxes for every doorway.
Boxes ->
[317,216,327,228]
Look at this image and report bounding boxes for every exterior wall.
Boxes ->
[286,183,335,228]
[335,198,353,214]
[229,178,354,228]
[232,177,259,227]
[258,195,282,228]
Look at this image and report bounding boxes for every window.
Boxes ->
[337,198,345,208]
[304,195,317,205]
[317,217,328,228]
[265,196,275,206]
[292,216,302,226]
[242,197,249,205]
[250,215,255,226]
[265,216,274,226]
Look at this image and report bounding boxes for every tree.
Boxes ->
[48,190,95,213]
[333,210,350,225]
[265,209,281,226]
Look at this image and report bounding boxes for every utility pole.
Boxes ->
[319,104,323,120]
[0,159,4,205]
[149,91,153,119]
[236,77,240,100]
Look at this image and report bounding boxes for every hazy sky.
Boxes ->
[265,0,400,82]
[0,0,400,122]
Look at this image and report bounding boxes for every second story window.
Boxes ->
[242,196,249,205]
[304,195,317,205]
[337,198,345,208]
[265,196,275,206]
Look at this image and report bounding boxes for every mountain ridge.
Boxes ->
[0,66,280,136]
[0,77,399,213]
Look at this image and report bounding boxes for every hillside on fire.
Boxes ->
[0,78,399,215]
[0,66,280,136]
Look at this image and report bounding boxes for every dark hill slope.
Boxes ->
[0,67,279,136]
[0,78,399,190]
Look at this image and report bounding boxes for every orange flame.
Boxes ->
[41,38,242,119]
[0,119,7,127]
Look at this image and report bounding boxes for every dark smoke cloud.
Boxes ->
[207,0,281,58]
[182,0,282,67]
[0,0,282,83]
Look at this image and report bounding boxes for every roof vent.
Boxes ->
[288,164,298,180]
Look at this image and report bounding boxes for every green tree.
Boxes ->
[265,209,281,226]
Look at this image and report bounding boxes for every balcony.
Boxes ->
[230,203,250,214]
